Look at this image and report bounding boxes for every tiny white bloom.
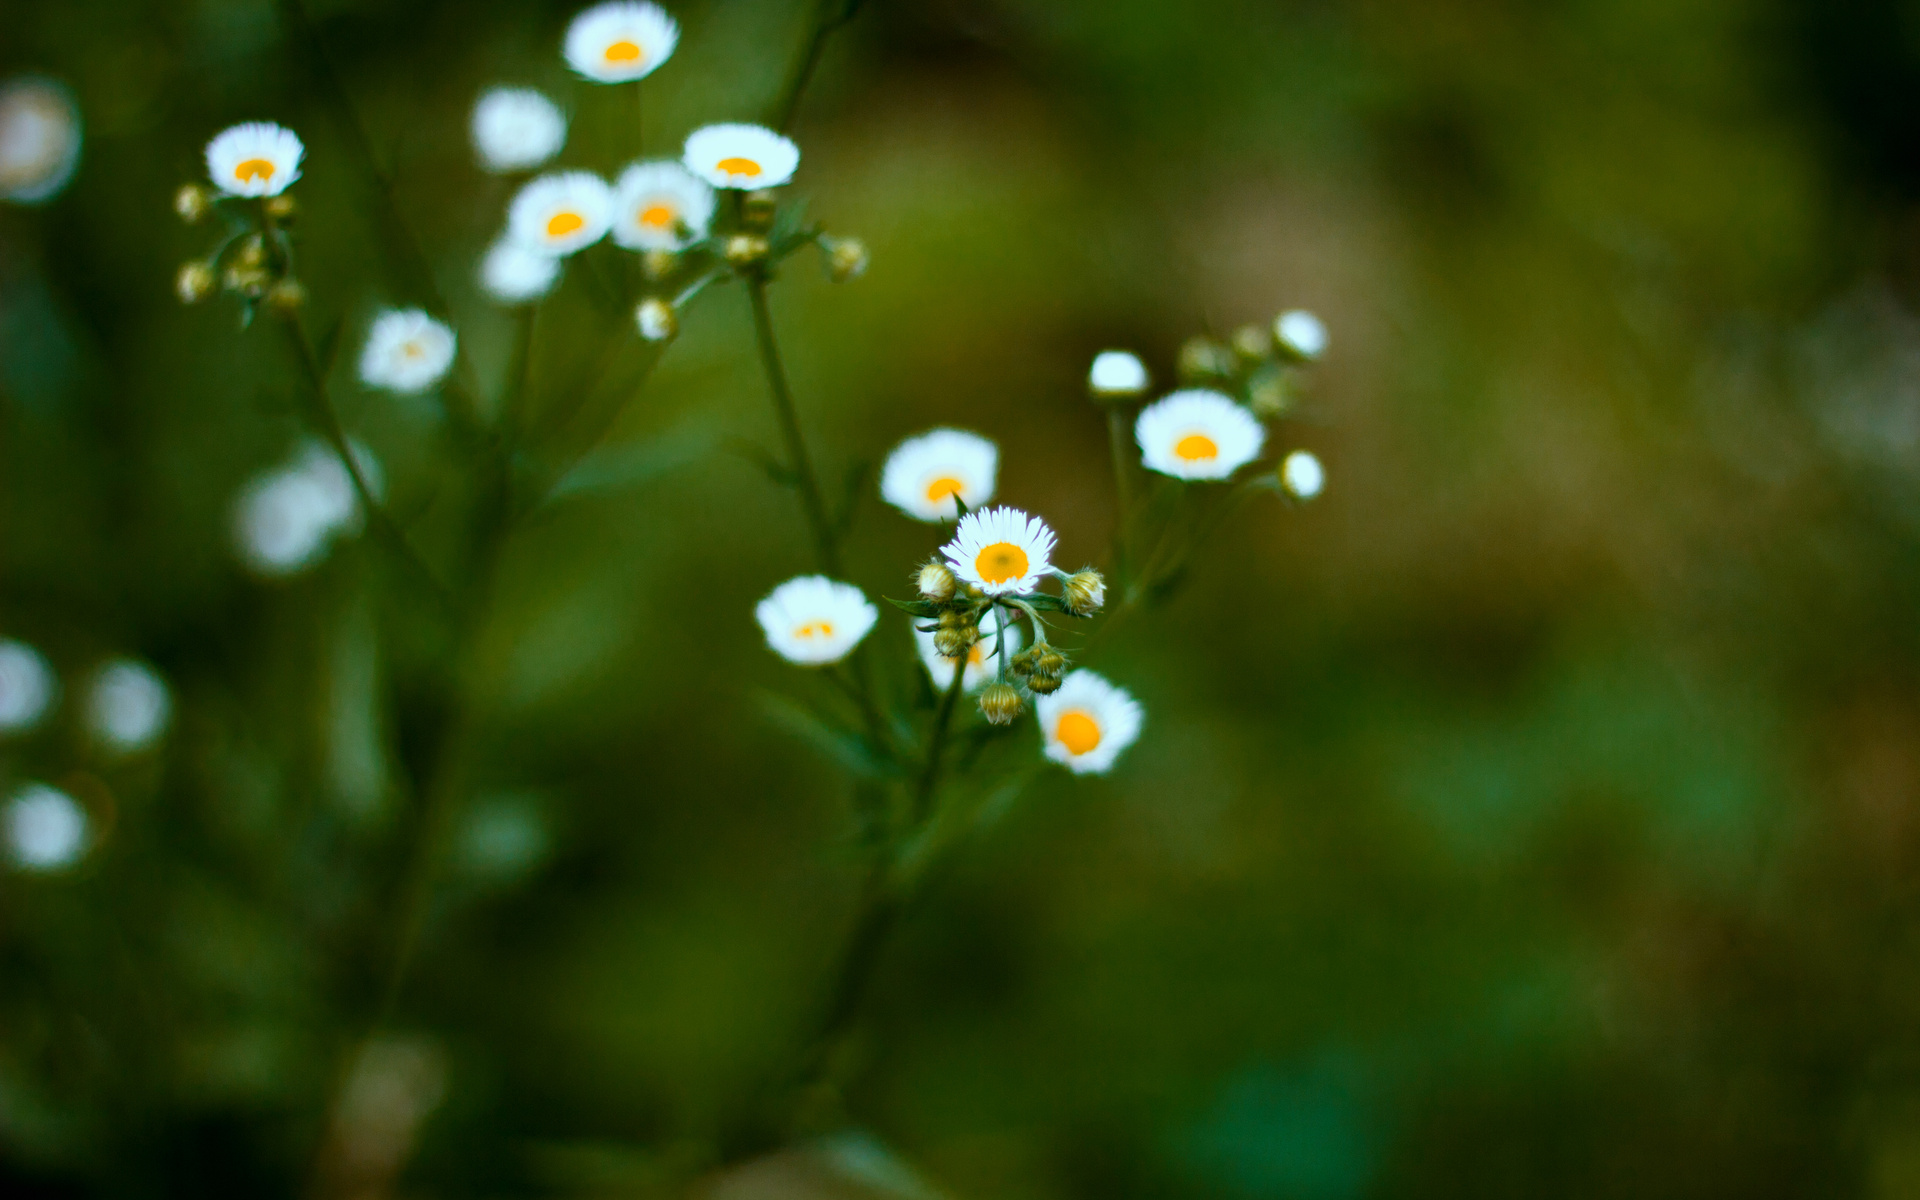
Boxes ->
[205,121,303,197]
[508,170,614,255]
[635,297,676,341]
[1135,389,1265,481]
[480,238,561,303]
[0,77,81,205]
[565,1,680,83]
[755,576,878,666]
[1275,309,1327,360]
[1036,670,1143,775]
[1281,449,1325,499]
[292,438,383,534]
[471,87,567,173]
[611,160,714,250]
[682,123,799,190]
[0,640,56,733]
[1088,350,1148,397]
[941,506,1056,597]
[5,783,88,871]
[879,428,998,522]
[914,605,1023,693]
[87,659,170,754]
[359,308,457,394]
[233,440,383,576]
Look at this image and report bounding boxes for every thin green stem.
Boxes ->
[771,0,866,132]
[912,649,969,826]
[499,302,539,446]
[1106,404,1136,593]
[747,277,840,574]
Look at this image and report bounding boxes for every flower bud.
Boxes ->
[222,263,270,297]
[1008,647,1037,679]
[1088,350,1149,400]
[916,560,957,603]
[1231,323,1273,361]
[175,261,216,304]
[724,233,770,268]
[826,237,868,282]
[1028,649,1067,695]
[642,248,678,281]
[636,297,677,342]
[263,193,297,220]
[1274,310,1327,361]
[173,184,211,224]
[1280,449,1325,500]
[1178,336,1237,383]
[1062,568,1106,616]
[932,625,975,659]
[264,278,307,314]
[235,233,267,270]
[979,682,1024,725]
[1247,364,1295,419]
[741,188,778,232]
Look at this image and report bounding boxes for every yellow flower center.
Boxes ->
[925,476,965,504]
[1174,433,1219,462]
[402,341,423,359]
[235,158,275,183]
[638,202,677,229]
[795,620,834,640]
[546,210,585,237]
[967,644,985,666]
[975,542,1028,584]
[1056,710,1102,756]
[605,39,643,62]
[716,156,762,177]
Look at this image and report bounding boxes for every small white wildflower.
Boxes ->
[86,659,170,754]
[0,640,55,733]
[635,297,676,341]
[1088,350,1148,398]
[682,123,799,190]
[205,121,303,197]
[508,171,614,256]
[1036,670,1143,775]
[470,87,566,173]
[1281,449,1325,499]
[1275,309,1327,360]
[359,308,457,394]
[1135,389,1265,481]
[879,429,998,522]
[755,576,878,666]
[479,238,561,303]
[564,2,680,83]
[611,160,714,250]
[0,77,81,204]
[4,783,88,871]
[941,506,1057,597]
[234,440,383,577]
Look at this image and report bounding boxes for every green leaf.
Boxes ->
[755,691,892,779]
[885,596,943,617]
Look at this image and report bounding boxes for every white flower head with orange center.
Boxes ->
[879,428,998,522]
[480,238,561,304]
[611,160,714,250]
[941,506,1056,597]
[508,170,613,256]
[1036,670,1143,776]
[915,605,1023,693]
[205,121,303,197]
[756,576,878,666]
[682,123,799,190]
[1135,388,1265,481]
[565,1,679,82]
[471,87,567,173]
[359,308,457,394]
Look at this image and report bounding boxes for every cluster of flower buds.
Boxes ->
[1176,308,1327,419]
[172,122,309,321]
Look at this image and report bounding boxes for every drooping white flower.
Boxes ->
[4,783,87,871]
[479,238,561,303]
[233,440,383,577]
[471,87,567,173]
[205,121,303,197]
[564,2,679,83]
[0,77,81,205]
[940,506,1056,597]
[915,605,1022,693]
[1275,309,1327,360]
[508,170,613,255]
[755,576,878,666]
[359,308,457,394]
[1036,670,1143,775]
[1135,389,1265,481]
[1281,449,1325,499]
[86,659,170,754]
[879,428,998,522]
[1088,350,1148,397]
[0,640,55,733]
[682,123,799,190]
[610,160,714,250]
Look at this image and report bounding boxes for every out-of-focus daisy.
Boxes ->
[0,640,55,733]
[1275,309,1327,359]
[610,160,714,250]
[755,576,878,666]
[879,428,998,522]
[1036,670,1143,775]
[0,77,80,204]
[682,123,799,190]
[915,606,1022,693]
[205,121,303,197]
[565,1,679,83]
[1281,449,1325,499]
[86,659,170,754]
[234,440,383,577]
[1088,350,1148,398]
[508,171,613,255]
[471,87,566,173]
[941,506,1056,596]
[359,308,457,394]
[4,783,87,871]
[1135,389,1265,481]
[479,238,560,303]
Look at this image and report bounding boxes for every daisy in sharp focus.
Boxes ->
[1135,389,1265,481]
[915,605,1023,693]
[611,160,714,250]
[509,171,613,255]
[480,238,560,303]
[359,309,456,394]
[565,1,679,83]
[471,87,566,173]
[879,428,998,522]
[682,123,799,189]
[756,576,878,666]
[1036,670,1143,775]
[941,506,1056,596]
[205,121,303,197]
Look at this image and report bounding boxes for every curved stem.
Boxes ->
[747,277,840,574]
[772,0,866,132]
[912,650,969,826]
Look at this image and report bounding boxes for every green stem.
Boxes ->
[747,277,840,574]
[1106,404,1136,593]
[912,648,969,826]
[771,0,866,132]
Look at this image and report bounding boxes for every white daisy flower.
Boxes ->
[1135,389,1265,481]
[914,605,1023,693]
[1036,670,1143,776]
[4,783,88,871]
[755,576,878,666]
[1281,449,1325,499]
[1088,350,1148,397]
[0,78,81,205]
[471,87,567,173]
[1275,309,1327,359]
[611,160,715,250]
[0,639,55,733]
[359,308,457,394]
[508,170,613,255]
[86,659,171,754]
[879,428,998,522]
[564,1,679,83]
[479,238,561,303]
[940,506,1056,596]
[682,123,799,190]
[205,121,303,197]
[233,440,383,577]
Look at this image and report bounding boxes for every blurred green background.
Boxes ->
[9,0,1920,1195]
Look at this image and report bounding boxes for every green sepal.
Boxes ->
[886,596,944,618]
[755,691,894,779]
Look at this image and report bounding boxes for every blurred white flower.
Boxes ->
[470,87,566,173]
[1135,389,1265,481]
[508,171,613,256]
[756,576,878,666]
[1088,350,1149,397]
[0,77,80,204]
[87,659,171,754]
[610,159,714,250]
[682,123,799,190]
[479,238,560,304]
[1275,309,1327,360]
[359,308,457,394]
[565,2,680,83]
[0,640,55,733]
[635,297,676,341]
[205,121,303,197]
[941,506,1056,596]
[1036,670,1144,775]
[1281,449,1325,499]
[880,428,998,522]
[234,440,383,577]
[4,783,87,871]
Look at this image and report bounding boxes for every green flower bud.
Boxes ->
[916,560,957,603]
[979,682,1024,725]
[173,184,211,224]
[636,297,677,342]
[826,237,869,282]
[1178,336,1237,383]
[1063,568,1106,616]
[741,188,778,232]
[724,233,770,268]
[175,261,216,304]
